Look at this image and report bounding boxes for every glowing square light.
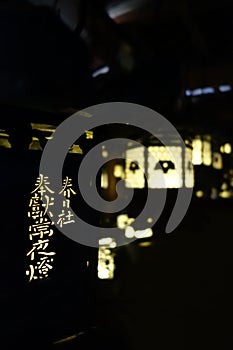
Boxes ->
[148,146,183,188]
[125,147,145,188]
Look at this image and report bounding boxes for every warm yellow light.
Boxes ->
[192,138,202,165]
[97,258,115,279]
[125,147,145,188]
[101,170,108,189]
[212,153,223,170]
[219,191,232,198]
[224,143,232,154]
[29,137,41,151]
[110,241,117,249]
[98,237,117,248]
[85,130,93,139]
[138,241,153,247]
[148,146,183,188]
[147,217,153,223]
[98,268,111,279]
[70,144,83,154]
[102,150,108,158]
[0,137,11,149]
[196,190,204,198]
[114,164,124,178]
[98,239,116,279]
[30,123,84,154]
[135,228,153,239]
[31,123,56,133]
[125,226,135,238]
[99,237,113,245]
[203,139,212,166]
[53,334,79,345]
[221,182,227,190]
[117,214,129,229]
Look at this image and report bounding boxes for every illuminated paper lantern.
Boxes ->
[148,146,183,188]
[203,136,212,166]
[192,135,212,166]
[212,152,223,170]
[125,147,145,188]
[125,144,194,189]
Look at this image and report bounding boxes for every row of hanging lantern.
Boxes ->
[100,134,232,197]
[97,134,233,279]
[191,135,232,199]
[99,134,232,268]
[124,144,194,189]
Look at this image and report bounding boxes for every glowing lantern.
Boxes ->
[125,147,145,188]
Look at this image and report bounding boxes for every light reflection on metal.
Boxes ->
[53,332,85,345]
[31,123,83,153]
[70,144,83,154]
[0,137,11,148]
[0,123,83,153]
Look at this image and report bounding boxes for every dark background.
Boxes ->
[0,1,233,349]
